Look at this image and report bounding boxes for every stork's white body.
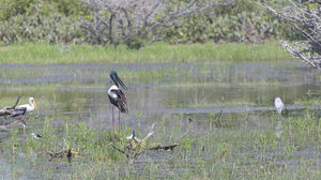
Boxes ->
[107,85,119,99]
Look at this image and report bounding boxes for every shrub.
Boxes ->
[0,0,35,21]
[162,0,292,44]
[0,3,81,44]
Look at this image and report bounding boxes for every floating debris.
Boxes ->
[47,148,78,162]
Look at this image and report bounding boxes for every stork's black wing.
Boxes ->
[112,89,128,113]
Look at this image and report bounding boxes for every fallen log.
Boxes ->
[148,143,180,151]
[0,109,11,116]
[0,96,21,117]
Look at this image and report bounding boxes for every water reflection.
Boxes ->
[275,120,283,139]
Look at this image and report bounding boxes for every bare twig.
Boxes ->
[281,41,320,69]
[108,13,115,45]
[108,142,130,158]
[264,1,321,68]
[121,7,131,43]
[10,96,21,109]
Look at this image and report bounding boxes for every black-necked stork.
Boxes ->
[107,71,128,131]
[10,97,39,117]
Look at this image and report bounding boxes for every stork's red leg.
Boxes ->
[112,106,115,132]
[118,109,121,131]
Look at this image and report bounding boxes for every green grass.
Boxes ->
[0,41,292,64]
[2,110,321,179]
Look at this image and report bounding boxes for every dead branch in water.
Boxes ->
[148,143,180,151]
[0,96,21,117]
[109,124,155,160]
[110,123,181,161]
[0,109,11,117]
[108,142,130,158]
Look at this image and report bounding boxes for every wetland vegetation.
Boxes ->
[1,62,321,179]
[0,41,291,64]
[0,0,320,179]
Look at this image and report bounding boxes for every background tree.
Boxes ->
[80,0,234,49]
[265,0,321,68]
[0,0,295,47]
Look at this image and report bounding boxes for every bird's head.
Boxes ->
[110,71,127,90]
[29,97,39,112]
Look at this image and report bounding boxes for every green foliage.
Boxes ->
[0,0,35,21]
[0,0,88,44]
[0,3,81,44]
[163,0,292,44]
[0,0,88,20]
[41,0,89,17]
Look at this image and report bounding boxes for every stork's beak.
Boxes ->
[116,76,127,90]
[33,102,39,112]
[110,72,127,90]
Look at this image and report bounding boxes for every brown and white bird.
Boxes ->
[10,97,39,117]
[107,71,128,131]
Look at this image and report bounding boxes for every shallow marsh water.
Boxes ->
[0,61,321,179]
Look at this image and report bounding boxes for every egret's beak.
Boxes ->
[33,102,39,112]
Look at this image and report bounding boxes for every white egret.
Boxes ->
[274,97,285,115]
